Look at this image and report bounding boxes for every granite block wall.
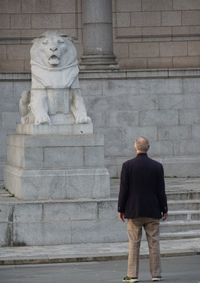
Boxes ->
[113,0,200,68]
[1,70,200,180]
[0,0,82,72]
[1,0,200,71]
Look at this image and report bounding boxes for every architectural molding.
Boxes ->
[1,68,200,81]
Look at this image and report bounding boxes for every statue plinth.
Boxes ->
[16,122,93,135]
[4,133,110,200]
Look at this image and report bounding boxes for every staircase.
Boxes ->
[0,178,199,246]
[111,177,200,240]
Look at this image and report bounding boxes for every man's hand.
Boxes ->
[118,212,125,222]
[162,212,168,221]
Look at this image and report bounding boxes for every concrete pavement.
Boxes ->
[0,238,200,265]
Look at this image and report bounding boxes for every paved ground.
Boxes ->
[0,255,199,283]
[0,238,200,265]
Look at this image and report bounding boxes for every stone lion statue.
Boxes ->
[19,31,91,125]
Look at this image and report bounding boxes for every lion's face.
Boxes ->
[30,32,77,68]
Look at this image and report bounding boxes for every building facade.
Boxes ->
[1,0,200,180]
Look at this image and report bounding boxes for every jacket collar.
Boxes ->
[136,153,148,157]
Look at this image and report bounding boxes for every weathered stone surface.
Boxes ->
[16,123,93,135]
[0,0,21,13]
[0,15,10,28]
[50,0,76,13]
[182,11,200,25]
[148,57,173,68]
[192,125,200,139]
[0,223,10,246]
[4,165,110,200]
[6,45,30,60]
[84,146,105,167]
[158,94,183,110]
[161,11,181,26]
[43,202,98,221]
[183,78,200,93]
[139,110,179,126]
[116,0,141,12]
[13,222,72,246]
[4,165,66,200]
[6,133,105,170]
[173,56,200,68]
[14,204,43,222]
[158,126,192,140]
[160,42,188,57]
[129,42,159,58]
[142,0,172,11]
[7,133,104,147]
[2,71,200,182]
[67,168,110,199]
[142,26,171,36]
[0,203,13,222]
[10,15,31,29]
[174,0,200,10]
[179,109,200,125]
[149,141,174,156]
[21,0,51,13]
[131,12,161,27]
[2,112,20,130]
[188,41,200,56]
[44,147,84,168]
[116,13,131,27]
[71,219,126,243]
[7,145,43,169]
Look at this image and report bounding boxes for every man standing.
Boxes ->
[118,137,168,282]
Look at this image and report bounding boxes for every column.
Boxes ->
[81,0,118,70]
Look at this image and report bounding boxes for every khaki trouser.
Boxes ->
[127,218,161,278]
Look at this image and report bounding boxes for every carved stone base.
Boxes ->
[4,165,110,200]
[16,122,93,135]
[4,133,110,200]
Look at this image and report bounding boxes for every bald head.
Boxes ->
[134,136,150,153]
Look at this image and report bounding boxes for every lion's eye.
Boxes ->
[42,40,48,45]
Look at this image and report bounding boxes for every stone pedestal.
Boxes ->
[80,0,118,70]
[16,122,93,135]
[4,132,110,200]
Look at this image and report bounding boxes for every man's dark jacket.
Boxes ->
[118,153,168,219]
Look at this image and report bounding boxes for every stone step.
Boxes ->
[0,177,199,246]
[0,198,199,246]
[106,156,200,178]
[166,191,200,200]
[110,177,200,188]
[111,188,200,200]
[160,220,200,233]
[167,210,200,221]
[110,177,200,200]
[160,230,200,240]
[168,200,200,210]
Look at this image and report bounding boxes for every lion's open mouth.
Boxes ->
[48,55,60,66]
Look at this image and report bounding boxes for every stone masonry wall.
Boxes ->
[0,0,82,72]
[113,0,200,69]
[1,0,200,71]
[1,70,200,181]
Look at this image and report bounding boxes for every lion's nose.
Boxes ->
[50,47,58,52]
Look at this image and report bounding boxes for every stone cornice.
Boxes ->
[1,68,200,81]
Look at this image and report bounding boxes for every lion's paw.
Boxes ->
[34,113,51,125]
[75,114,91,124]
